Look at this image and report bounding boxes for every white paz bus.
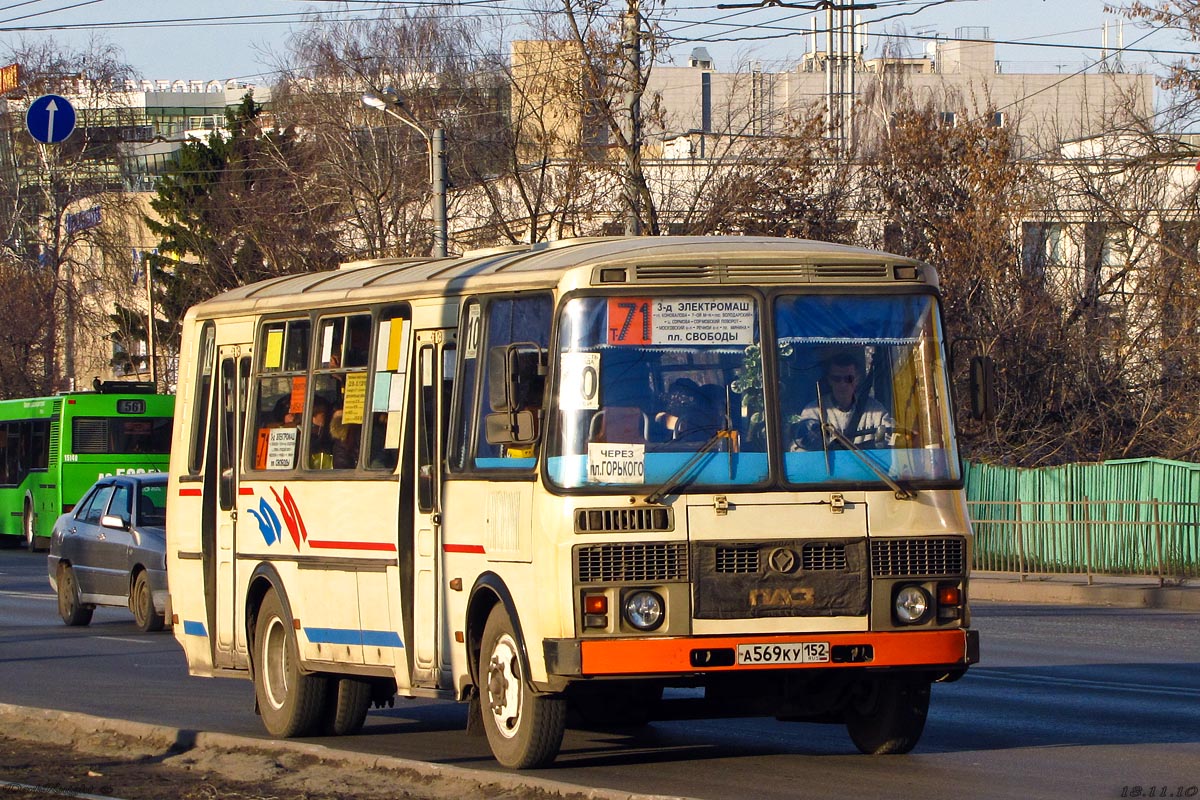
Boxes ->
[166,237,981,768]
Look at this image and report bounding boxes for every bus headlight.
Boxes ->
[623,591,665,631]
[894,585,931,624]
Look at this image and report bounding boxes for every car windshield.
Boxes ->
[546,295,767,491]
[774,293,959,486]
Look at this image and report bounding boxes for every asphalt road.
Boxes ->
[3,548,1199,800]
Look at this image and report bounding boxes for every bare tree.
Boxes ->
[0,36,141,393]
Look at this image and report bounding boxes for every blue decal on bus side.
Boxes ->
[303,627,404,648]
[182,620,208,637]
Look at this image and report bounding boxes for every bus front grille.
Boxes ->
[575,506,673,534]
[803,542,848,571]
[575,542,689,584]
[870,536,966,578]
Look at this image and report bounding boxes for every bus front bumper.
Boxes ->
[545,628,979,677]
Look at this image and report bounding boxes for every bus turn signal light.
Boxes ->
[938,586,961,606]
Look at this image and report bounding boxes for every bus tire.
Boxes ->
[320,677,372,736]
[131,571,165,633]
[844,675,930,755]
[253,590,327,738]
[479,605,565,769]
[57,565,93,627]
[23,501,38,552]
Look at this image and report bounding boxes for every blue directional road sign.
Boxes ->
[25,94,76,144]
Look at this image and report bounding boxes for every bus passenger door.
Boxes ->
[411,329,455,687]
[213,351,250,668]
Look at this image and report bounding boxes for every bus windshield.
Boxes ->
[545,291,958,492]
[547,294,768,490]
[775,293,959,486]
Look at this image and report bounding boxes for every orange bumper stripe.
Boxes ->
[580,629,969,675]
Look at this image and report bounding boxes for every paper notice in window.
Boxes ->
[264,329,284,369]
[586,443,645,484]
[342,372,367,425]
[289,376,307,414]
[265,427,298,470]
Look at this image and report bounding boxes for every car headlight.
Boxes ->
[623,591,665,631]
[894,585,931,624]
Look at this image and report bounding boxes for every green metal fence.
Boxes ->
[965,459,1200,582]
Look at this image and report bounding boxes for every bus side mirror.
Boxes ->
[484,409,539,446]
[969,355,995,421]
[485,343,546,446]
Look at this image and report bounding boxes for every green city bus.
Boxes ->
[0,382,174,550]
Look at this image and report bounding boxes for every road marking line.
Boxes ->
[0,591,53,601]
[96,637,158,645]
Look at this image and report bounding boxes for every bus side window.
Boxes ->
[251,319,309,472]
[470,294,552,469]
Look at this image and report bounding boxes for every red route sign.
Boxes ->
[607,298,652,345]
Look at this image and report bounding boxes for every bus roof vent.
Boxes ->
[811,264,891,281]
[725,264,812,282]
[631,264,719,283]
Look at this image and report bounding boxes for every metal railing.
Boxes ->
[967,500,1199,585]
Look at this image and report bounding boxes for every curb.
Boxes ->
[970,575,1200,611]
[0,703,691,800]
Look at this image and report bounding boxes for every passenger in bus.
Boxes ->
[791,352,894,450]
[309,397,335,469]
[329,408,361,469]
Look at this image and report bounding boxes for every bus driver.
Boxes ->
[792,352,894,450]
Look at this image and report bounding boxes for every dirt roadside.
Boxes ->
[0,705,667,800]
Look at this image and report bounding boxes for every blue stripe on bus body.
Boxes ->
[303,627,404,648]
[182,620,207,637]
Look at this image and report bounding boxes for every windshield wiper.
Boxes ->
[644,428,737,505]
[821,423,916,500]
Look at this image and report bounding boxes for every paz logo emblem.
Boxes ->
[767,547,798,574]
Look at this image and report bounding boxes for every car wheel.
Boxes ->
[57,565,94,627]
[253,589,327,738]
[844,675,930,755]
[131,571,165,633]
[320,677,372,736]
[479,605,565,769]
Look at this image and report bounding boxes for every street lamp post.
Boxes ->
[362,90,448,258]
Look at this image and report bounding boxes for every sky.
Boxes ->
[0,0,1191,84]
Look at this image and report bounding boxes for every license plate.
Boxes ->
[736,641,830,665]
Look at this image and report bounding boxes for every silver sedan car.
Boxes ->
[47,473,169,632]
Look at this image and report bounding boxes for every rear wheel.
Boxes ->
[320,677,372,736]
[479,605,565,769]
[57,565,93,627]
[844,675,930,755]
[253,590,327,737]
[131,572,165,632]
[23,501,38,552]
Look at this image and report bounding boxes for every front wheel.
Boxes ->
[253,589,327,738]
[57,565,93,627]
[131,572,165,632]
[844,675,930,755]
[480,605,565,769]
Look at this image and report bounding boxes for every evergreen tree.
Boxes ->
[145,95,341,352]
